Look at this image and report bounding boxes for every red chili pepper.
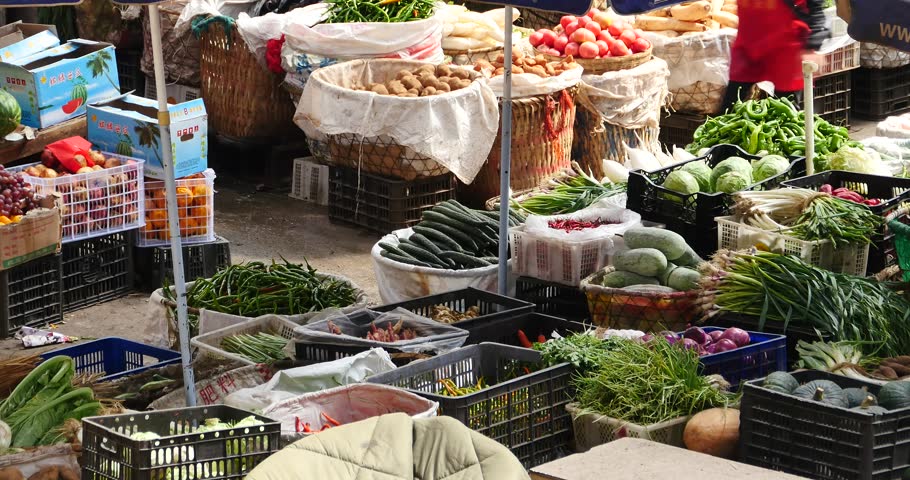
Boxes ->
[537,334,547,344]
[303,423,312,433]
[295,417,302,433]
[522,366,532,375]
[322,412,341,427]
[517,330,533,348]
[319,424,332,431]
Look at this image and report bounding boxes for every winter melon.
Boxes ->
[613,248,668,277]
[624,227,688,261]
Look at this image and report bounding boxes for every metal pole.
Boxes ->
[803,61,818,176]
[148,4,196,406]
[497,6,513,296]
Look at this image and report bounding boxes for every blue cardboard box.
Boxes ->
[87,93,208,180]
[0,39,120,129]
[0,23,60,62]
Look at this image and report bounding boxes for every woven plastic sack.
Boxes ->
[580,58,669,130]
[860,42,910,68]
[263,383,438,445]
[372,228,512,303]
[293,307,469,354]
[524,207,642,242]
[641,29,735,91]
[295,59,499,184]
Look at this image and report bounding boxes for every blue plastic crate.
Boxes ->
[676,326,787,390]
[41,337,180,381]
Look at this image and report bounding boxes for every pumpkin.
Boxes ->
[682,408,740,459]
[878,381,910,410]
[793,380,848,407]
[844,387,873,408]
[853,395,888,415]
[763,371,799,394]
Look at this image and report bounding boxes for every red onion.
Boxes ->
[708,330,725,342]
[640,334,654,343]
[713,338,738,352]
[704,344,718,354]
[683,326,708,345]
[680,338,699,350]
[720,327,751,347]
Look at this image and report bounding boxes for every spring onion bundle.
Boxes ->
[702,250,910,357]
[513,165,626,216]
[221,332,289,364]
[734,188,881,247]
[796,340,868,379]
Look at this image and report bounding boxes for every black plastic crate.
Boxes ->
[658,111,706,149]
[134,236,231,291]
[515,276,589,321]
[62,231,134,312]
[375,287,534,329]
[626,144,807,257]
[707,311,829,363]
[116,49,146,94]
[328,166,457,234]
[792,72,852,127]
[368,343,572,468]
[465,313,588,346]
[740,370,910,480]
[0,254,63,338]
[782,170,910,275]
[853,66,910,119]
[82,405,280,480]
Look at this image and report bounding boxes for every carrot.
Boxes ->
[669,1,712,21]
[322,412,342,427]
[634,15,708,32]
[517,330,533,348]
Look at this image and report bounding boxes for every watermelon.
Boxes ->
[0,89,21,137]
[71,79,88,106]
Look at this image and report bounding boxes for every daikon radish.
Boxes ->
[670,1,712,21]
[602,160,630,183]
[712,10,739,28]
[484,8,521,27]
[442,37,489,50]
[451,22,477,37]
[635,15,708,31]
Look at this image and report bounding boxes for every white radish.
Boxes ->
[602,161,630,183]
[442,36,489,50]
[484,7,520,27]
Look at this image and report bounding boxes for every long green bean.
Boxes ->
[323,0,435,24]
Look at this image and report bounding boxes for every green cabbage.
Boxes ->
[662,170,700,195]
[752,155,790,182]
[710,157,752,190]
[679,160,712,192]
[827,146,888,175]
[715,171,752,194]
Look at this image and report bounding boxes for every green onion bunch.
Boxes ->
[221,332,289,364]
[513,165,626,216]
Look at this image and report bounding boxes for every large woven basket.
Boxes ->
[445,46,503,66]
[545,48,652,74]
[199,19,297,140]
[580,267,699,332]
[670,82,726,116]
[459,87,578,208]
[572,103,658,180]
[519,1,608,30]
[326,133,449,180]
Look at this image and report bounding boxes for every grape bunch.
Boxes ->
[0,166,36,218]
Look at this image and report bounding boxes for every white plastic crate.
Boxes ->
[818,40,861,76]
[191,315,298,366]
[144,76,201,104]
[136,168,216,247]
[824,7,848,38]
[11,154,145,243]
[566,403,688,453]
[716,216,869,275]
[510,225,616,287]
[290,157,329,205]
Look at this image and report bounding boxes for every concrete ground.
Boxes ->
[0,118,881,358]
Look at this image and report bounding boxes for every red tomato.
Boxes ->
[598,31,613,42]
[592,12,613,29]
[560,15,576,29]
[587,8,600,18]
[619,29,637,47]
[540,29,558,47]
[610,39,631,56]
[608,21,625,37]
[565,20,580,37]
[529,31,545,47]
[554,34,570,53]
[570,28,597,44]
[564,42,580,57]
[585,21,602,35]
[595,40,610,56]
[576,16,591,29]
[578,41,599,59]
[631,37,651,53]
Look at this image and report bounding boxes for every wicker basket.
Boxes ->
[519,1,608,30]
[199,19,297,140]
[572,103,658,180]
[579,267,699,331]
[545,48,653,74]
[326,133,449,180]
[445,46,503,66]
[566,403,688,453]
[670,82,726,116]
[459,87,578,207]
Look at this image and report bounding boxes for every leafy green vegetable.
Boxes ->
[826,145,888,175]
[533,333,624,375]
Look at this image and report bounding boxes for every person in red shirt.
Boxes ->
[719,0,829,113]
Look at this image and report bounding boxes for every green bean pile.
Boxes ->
[187,260,358,317]
[324,0,435,23]
[686,98,860,157]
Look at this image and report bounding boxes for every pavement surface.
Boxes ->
[0,118,881,358]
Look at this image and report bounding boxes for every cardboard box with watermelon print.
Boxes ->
[87,93,208,180]
[0,23,60,62]
[0,39,120,129]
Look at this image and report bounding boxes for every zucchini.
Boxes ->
[421,221,479,252]
[398,243,447,268]
[380,250,433,268]
[439,251,493,269]
[412,226,463,253]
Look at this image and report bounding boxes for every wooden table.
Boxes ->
[0,116,87,165]
[530,438,807,480]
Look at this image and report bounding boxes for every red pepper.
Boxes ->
[295,417,302,433]
[522,366,532,375]
[319,424,332,431]
[517,330,533,348]
[322,412,341,427]
[537,334,547,344]
[303,423,312,433]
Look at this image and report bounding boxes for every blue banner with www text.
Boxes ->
[469,0,594,16]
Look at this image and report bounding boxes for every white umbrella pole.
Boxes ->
[497,5,513,296]
[803,61,818,176]
[148,4,197,406]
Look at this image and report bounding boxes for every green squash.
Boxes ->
[792,380,848,408]
[844,387,873,408]
[878,381,910,410]
[853,395,888,415]
[763,372,799,394]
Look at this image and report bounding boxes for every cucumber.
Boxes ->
[439,251,493,269]
[599,270,660,288]
[412,226,463,253]
[381,250,432,268]
[378,242,411,259]
[398,243,447,268]
[421,221,479,252]
[667,266,701,291]
[623,227,688,261]
[422,210,475,235]
[613,248,668,277]
[434,203,486,226]
[410,233,443,255]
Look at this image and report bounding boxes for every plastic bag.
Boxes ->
[263,383,438,445]
[372,228,513,303]
[484,65,583,98]
[641,29,735,90]
[579,58,669,130]
[877,113,910,139]
[294,308,469,354]
[0,445,80,480]
[224,348,397,412]
[236,8,319,69]
[524,208,642,242]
